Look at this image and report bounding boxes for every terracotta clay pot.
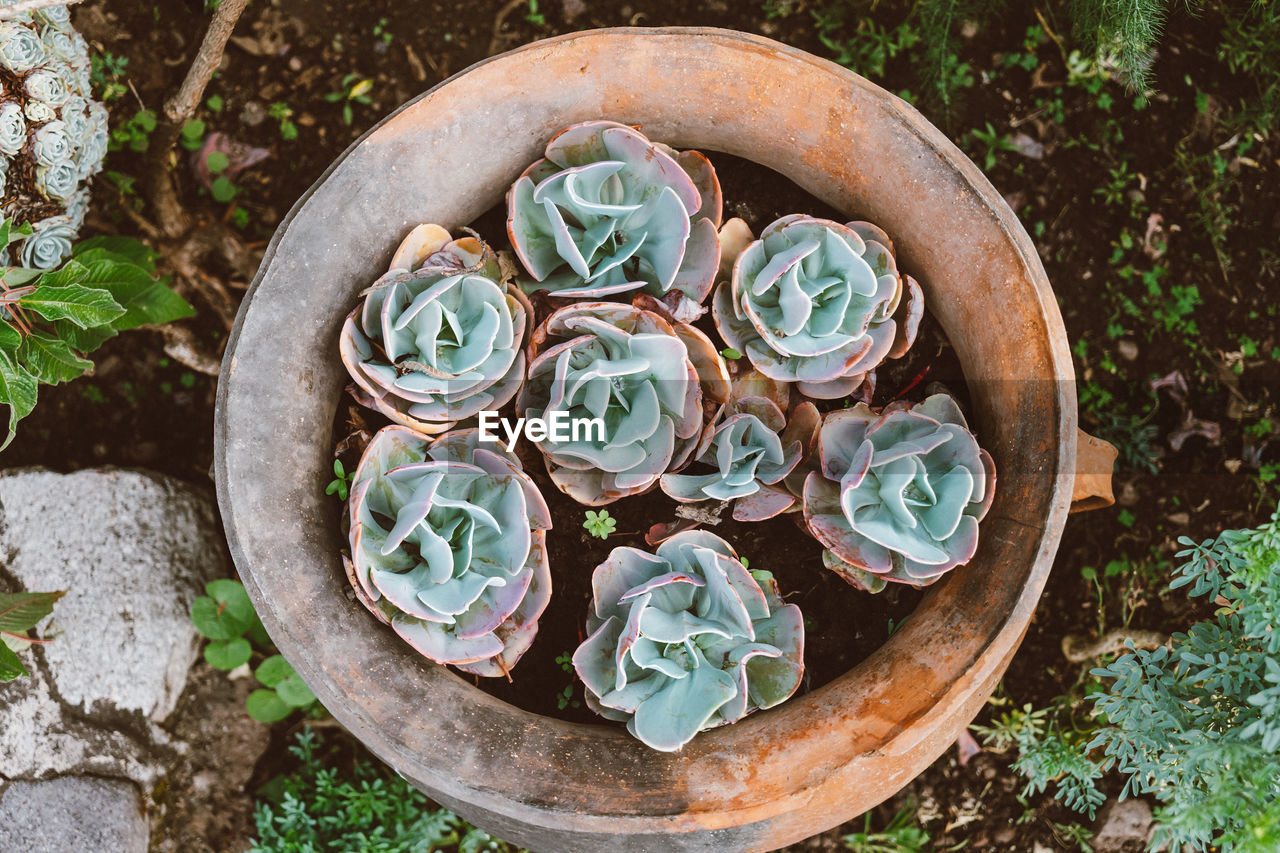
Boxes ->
[215,27,1114,852]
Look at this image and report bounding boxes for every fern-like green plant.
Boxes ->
[251,729,523,853]
[988,509,1280,852]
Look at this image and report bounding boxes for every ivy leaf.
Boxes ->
[0,348,38,451]
[20,283,125,329]
[246,688,292,722]
[17,331,94,385]
[0,590,65,633]
[204,637,252,670]
[190,580,254,640]
[255,654,294,688]
[210,176,237,203]
[275,674,316,708]
[0,641,28,682]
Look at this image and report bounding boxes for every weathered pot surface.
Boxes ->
[216,27,1094,852]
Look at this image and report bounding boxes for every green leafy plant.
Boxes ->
[972,702,1106,816]
[268,102,298,141]
[251,729,524,853]
[992,510,1280,850]
[371,17,394,46]
[524,0,546,27]
[108,108,157,153]
[582,509,616,540]
[0,224,195,449]
[0,589,64,682]
[179,118,206,152]
[325,73,374,126]
[90,51,129,102]
[325,458,349,500]
[190,578,321,722]
[964,121,1017,170]
[841,803,931,853]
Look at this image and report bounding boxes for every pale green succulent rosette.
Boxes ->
[573,530,804,752]
[803,394,996,588]
[0,12,106,268]
[660,392,820,522]
[518,300,730,505]
[345,425,552,677]
[713,215,923,400]
[507,120,722,319]
[340,224,533,436]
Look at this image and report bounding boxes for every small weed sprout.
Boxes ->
[582,509,616,539]
[325,459,350,501]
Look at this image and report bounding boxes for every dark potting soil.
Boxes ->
[330,151,975,723]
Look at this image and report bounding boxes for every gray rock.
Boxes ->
[0,776,148,853]
[1093,798,1154,852]
[0,468,227,720]
[0,662,159,783]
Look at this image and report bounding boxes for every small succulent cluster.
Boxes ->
[573,530,803,751]
[339,224,533,434]
[345,425,551,677]
[802,395,996,590]
[0,6,105,269]
[518,300,728,505]
[335,122,994,751]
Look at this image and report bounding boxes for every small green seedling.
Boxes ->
[325,459,350,501]
[325,74,374,126]
[721,347,742,360]
[583,509,616,539]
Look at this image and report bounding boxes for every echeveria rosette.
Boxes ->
[0,13,105,268]
[518,300,730,505]
[507,120,722,319]
[713,215,923,400]
[340,224,533,435]
[802,394,996,588]
[660,390,819,522]
[345,425,552,677]
[573,530,804,752]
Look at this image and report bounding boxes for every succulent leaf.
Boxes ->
[712,215,922,399]
[0,15,103,268]
[346,425,552,676]
[660,389,819,521]
[507,121,722,313]
[518,299,729,505]
[340,225,532,435]
[573,530,804,752]
[802,394,996,587]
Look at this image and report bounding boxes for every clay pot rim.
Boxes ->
[215,26,1074,851]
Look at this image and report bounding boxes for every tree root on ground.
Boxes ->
[1061,628,1170,663]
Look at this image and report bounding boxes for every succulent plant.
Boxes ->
[0,8,105,269]
[802,394,996,588]
[340,224,533,435]
[712,215,923,399]
[660,372,819,521]
[573,530,804,752]
[507,120,722,319]
[517,299,729,505]
[344,425,552,677]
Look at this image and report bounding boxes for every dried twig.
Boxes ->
[0,0,85,20]
[148,0,251,238]
[159,324,222,376]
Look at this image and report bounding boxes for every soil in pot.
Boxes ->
[327,152,972,723]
